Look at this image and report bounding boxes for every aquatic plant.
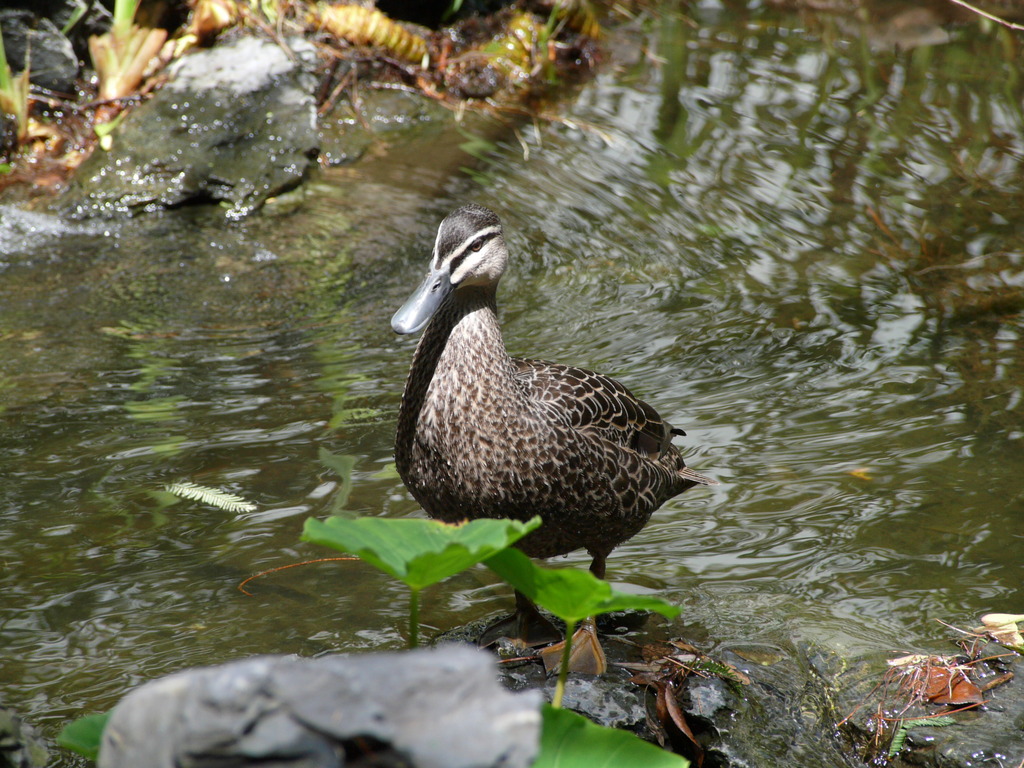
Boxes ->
[302,515,541,648]
[88,0,168,103]
[887,715,956,759]
[483,2,599,88]
[58,513,688,764]
[537,704,687,767]
[546,0,601,39]
[0,22,31,145]
[485,546,681,707]
[165,482,257,513]
[305,513,680,708]
[485,12,550,85]
[57,712,110,761]
[313,4,428,64]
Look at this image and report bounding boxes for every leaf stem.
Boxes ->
[945,0,1024,30]
[552,618,575,708]
[409,587,420,648]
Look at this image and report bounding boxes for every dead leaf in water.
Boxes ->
[922,666,984,705]
[975,613,1024,648]
[657,681,703,768]
[886,654,985,708]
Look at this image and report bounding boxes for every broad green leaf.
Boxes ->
[302,516,541,591]
[485,547,680,624]
[535,704,688,768]
[57,712,110,760]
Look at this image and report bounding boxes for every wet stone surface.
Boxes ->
[318,86,454,167]
[837,645,1024,768]
[58,35,320,220]
[98,647,541,768]
[438,613,857,767]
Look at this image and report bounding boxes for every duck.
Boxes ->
[392,203,715,673]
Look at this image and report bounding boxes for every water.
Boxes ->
[2,3,1023,764]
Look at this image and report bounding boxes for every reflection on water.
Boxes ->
[2,3,1023,765]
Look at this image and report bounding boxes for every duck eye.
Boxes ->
[471,239,484,252]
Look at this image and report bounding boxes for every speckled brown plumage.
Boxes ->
[393,205,714,571]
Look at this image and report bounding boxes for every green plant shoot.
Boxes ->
[302,515,542,648]
[113,0,139,38]
[0,22,31,144]
[485,547,680,707]
[89,0,167,103]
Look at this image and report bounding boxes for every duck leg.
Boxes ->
[479,589,563,649]
[536,552,609,675]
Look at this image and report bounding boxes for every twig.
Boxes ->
[876,700,989,723]
[513,125,530,161]
[865,205,901,247]
[946,0,1024,30]
[318,60,357,116]
[934,617,986,637]
[238,557,358,596]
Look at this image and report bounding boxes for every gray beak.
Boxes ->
[391,262,453,334]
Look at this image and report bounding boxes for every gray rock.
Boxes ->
[499,660,649,733]
[0,10,79,93]
[60,35,320,219]
[2,1,108,47]
[98,647,542,768]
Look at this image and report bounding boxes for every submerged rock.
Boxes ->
[0,704,48,768]
[440,612,862,767]
[98,646,541,768]
[837,644,1024,768]
[59,35,320,220]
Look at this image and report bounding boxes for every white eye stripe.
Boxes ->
[432,227,444,269]
[432,225,501,270]
[458,226,500,256]
[448,226,501,266]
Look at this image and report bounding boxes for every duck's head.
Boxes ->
[392,204,509,334]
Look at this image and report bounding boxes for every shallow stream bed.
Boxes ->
[1,2,1022,765]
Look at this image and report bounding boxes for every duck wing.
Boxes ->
[512,357,682,459]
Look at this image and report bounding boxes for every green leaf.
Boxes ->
[57,712,110,760]
[535,705,688,768]
[888,715,957,758]
[93,111,127,139]
[485,547,681,624]
[302,515,542,591]
[166,482,257,513]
